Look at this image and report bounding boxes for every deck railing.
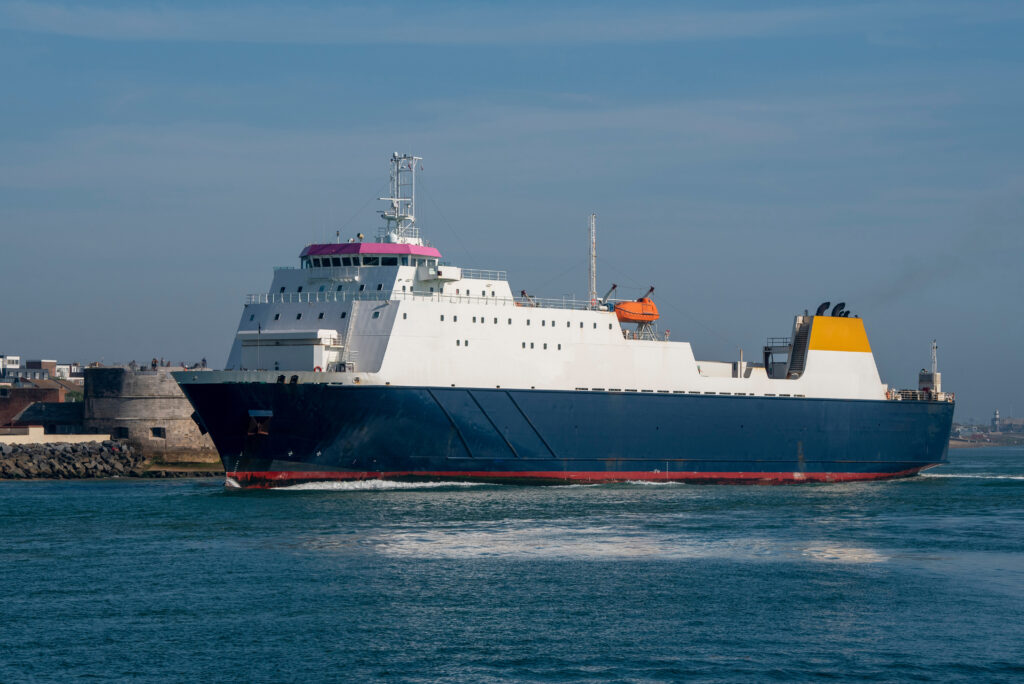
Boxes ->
[245,289,619,312]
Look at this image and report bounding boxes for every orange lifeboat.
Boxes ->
[615,287,659,323]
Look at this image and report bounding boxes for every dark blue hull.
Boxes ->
[176,382,954,488]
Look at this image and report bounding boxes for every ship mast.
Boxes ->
[588,213,597,309]
[378,152,423,245]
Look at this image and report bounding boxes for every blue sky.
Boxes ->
[1,1,1022,421]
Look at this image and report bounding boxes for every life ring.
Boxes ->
[313,366,323,372]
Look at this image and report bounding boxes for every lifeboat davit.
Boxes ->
[615,287,659,324]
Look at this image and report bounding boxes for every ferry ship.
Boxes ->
[174,153,954,488]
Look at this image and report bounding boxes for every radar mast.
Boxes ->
[378,152,423,245]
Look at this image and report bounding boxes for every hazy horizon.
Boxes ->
[1,1,1022,421]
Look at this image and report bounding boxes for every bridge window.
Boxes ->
[401,256,409,266]
[342,257,353,266]
[312,258,321,267]
[382,257,398,266]
[363,256,380,266]
[332,257,341,267]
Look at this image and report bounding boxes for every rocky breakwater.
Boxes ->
[0,441,146,479]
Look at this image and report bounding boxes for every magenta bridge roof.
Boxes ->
[300,242,442,258]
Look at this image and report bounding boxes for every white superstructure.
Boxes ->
[220,154,893,402]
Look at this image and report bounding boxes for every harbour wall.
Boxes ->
[0,440,144,479]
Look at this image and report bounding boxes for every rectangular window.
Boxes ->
[332,257,341,267]
[359,284,365,291]
[530,342,535,349]
[456,340,461,346]
[494,318,498,324]
[318,312,324,319]
[527,320,531,326]
[337,285,343,291]
[113,427,129,439]
[382,257,398,266]
[465,340,469,347]
[274,313,280,320]
[401,256,409,266]
[508,318,512,325]
[340,312,347,319]
[372,311,380,319]
[551,321,555,327]
[440,315,445,321]
[473,316,477,323]
[150,427,166,439]
[454,315,458,322]
[543,343,547,349]
[296,313,302,320]
[280,286,286,293]
[522,342,526,348]
[342,257,352,266]
[376,283,383,291]
[313,258,321,267]
[403,313,407,319]
[557,344,562,350]
[249,314,254,321]
[481,291,486,297]
[542,320,546,326]
[363,256,380,266]
[297,286,303,293]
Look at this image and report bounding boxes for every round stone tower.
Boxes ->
[82,367,218,464]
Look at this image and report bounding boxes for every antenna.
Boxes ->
[931,339,938,375]
[588,213,597,309]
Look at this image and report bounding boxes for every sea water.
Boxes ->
[1,448,1022,682]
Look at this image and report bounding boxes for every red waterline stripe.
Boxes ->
[226,468,924,488]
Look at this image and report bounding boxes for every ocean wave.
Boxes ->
[274,479,491,491]
[920,473,1024,481]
